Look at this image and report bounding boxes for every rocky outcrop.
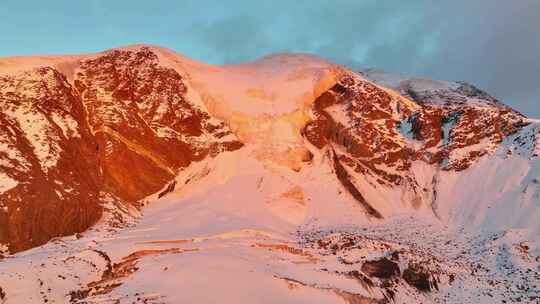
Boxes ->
[74,47,242,201]
[303,74,416,187]
[361,258,400,279]
[0,47,242,252]
[302,70,531,215]
[361,71,528,170]
[402,264,438,292]
[0,67,103,252]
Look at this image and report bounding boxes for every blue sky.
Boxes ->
[1,0,539,116]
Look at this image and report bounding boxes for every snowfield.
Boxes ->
[1,144,539,303]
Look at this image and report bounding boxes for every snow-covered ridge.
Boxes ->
[361,68,514,109]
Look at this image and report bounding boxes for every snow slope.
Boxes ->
[1,143,539,303]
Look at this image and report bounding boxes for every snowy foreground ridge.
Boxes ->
[0,45,539,303]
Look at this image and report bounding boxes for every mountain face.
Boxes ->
[0,47,242,252]
[0,46,539,303]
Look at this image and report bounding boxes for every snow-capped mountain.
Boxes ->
[0,45,538,303]
[0,47,242,253]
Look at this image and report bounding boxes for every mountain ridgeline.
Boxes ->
[1,45,540,303]
[0,46,538,253]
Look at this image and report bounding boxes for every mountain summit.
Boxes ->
[0,45,539,303]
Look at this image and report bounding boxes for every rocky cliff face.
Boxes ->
[0,67,102,252]
[0,47,242,253]
[74,47,242,202]
[302,70,531,216]
[361,71,529,170]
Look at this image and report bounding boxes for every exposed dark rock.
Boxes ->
[332,149,383,219]
[158,180,177,199]
[361,258,400,279]
[402,265,434,292]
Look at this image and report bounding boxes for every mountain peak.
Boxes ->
[1,45,539,304]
